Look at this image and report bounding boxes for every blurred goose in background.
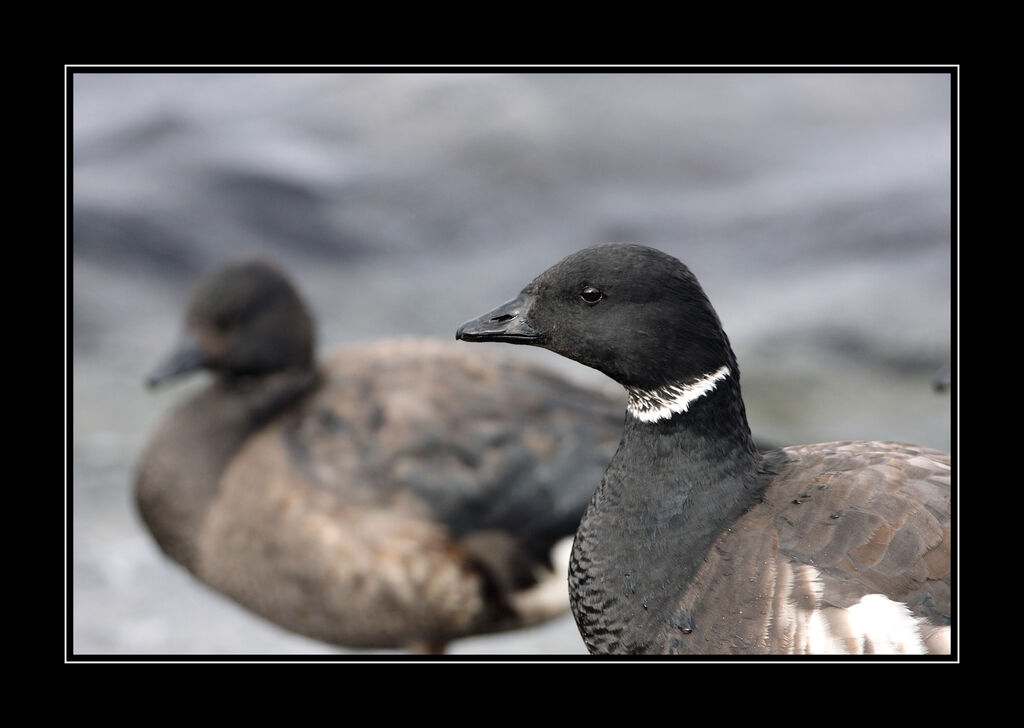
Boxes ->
[135,258,624,653]
[457,243,952,656]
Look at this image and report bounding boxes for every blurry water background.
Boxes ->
[70,69,955,658]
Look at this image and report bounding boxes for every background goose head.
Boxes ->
[458,242,738,394]
[146,259,315,387]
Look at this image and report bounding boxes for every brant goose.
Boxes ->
[457,243,952,655]
[136,259,623,653]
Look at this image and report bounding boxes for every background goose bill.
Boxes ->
[456,294,542,345]
[145,332,207,388]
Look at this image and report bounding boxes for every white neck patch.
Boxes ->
[625,365,731,423]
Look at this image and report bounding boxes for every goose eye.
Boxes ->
[213,310,238,332]
[580,286,603,304]
[212,314,232,332]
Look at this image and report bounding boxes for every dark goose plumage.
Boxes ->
[456,243,952,656]
[136,258,623,653]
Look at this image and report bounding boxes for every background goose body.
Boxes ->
[137,260,623,653]
[457,242,953,656]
